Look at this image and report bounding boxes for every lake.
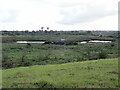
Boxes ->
[16,40,112,44]
[89,40,112,43]
[80,40,112,44]
[16,41,45,44]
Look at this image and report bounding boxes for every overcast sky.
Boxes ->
[0,0,119,31]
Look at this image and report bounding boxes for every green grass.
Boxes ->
[2,42,118,68]
[2,58,118,88]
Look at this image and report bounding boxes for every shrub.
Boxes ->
[98,50,107,59]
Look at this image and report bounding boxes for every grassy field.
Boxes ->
[2,42,118,69]
[2,58,118,88]
[2,31,119,88]
[2,31,118,69]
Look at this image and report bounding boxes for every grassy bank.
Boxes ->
[2,58,118,88]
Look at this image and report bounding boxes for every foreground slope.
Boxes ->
[2,58,118,88]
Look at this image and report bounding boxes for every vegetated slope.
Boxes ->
[2,58,118,88]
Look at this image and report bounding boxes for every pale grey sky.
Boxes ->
[0,0,119,31]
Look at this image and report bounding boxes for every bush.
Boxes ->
[98,50,107,59]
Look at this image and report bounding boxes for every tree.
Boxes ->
[86,31,92,35]
[47,27,49,30]
[41,27,44,30]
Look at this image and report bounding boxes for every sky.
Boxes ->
[0,0,119,31]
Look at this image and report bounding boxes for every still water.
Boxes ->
[16,41,45,44]
[80,40,112,44]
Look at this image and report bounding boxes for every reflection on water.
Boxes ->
[16,41,45,44]
[16,40,112,44]
[89,40,112,43]
[80,40,112,44]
